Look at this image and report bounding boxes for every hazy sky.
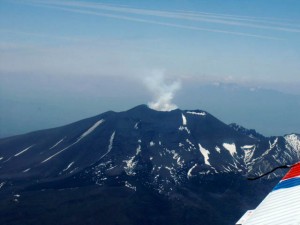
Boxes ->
[0,0,300,137]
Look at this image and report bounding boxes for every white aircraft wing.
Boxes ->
[236,162,300,225]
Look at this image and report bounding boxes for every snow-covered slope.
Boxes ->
[0,105,299,195]
[1,105,299,225]
[285,134,300,156]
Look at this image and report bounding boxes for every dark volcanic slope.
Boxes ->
[0,105,299,225]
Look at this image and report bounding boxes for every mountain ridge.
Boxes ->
[0,104,299,225]
[1,104,299,187]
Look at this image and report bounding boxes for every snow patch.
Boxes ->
[187,163,197,178]
[13,194,21,202]
[242,145,256,164]
[285,134,300,155]
[187,111,206,116]
[179,114,190,134]
[108,131,115,152]
[165,166,173,171]
[244,149,255,164]
[14,145,34,157]
[223,143,237,156]
[165,166,180,184]
[125,181,136,191]
[49,138,65,149]
[165,149,183,167]
[261,138,278,158]
[41,120,104,163]
[215,146,221,153]
[182,114,187,125]
[222,166,232,172]
[179,126,190,134]
[63,162,74,172]
[184,139,195,151]
[69,167,78,174]
[177,157,184,166]
[198,143,211,165]
[42,144,73,163]
[186,139,195,147]
[22,168,30,173]
[2,157,12,163]
[106,165,117,171]
[123,156,137,176]
[134,122,139,129]
[99,131,115,160]
[78,119,104,141]
[0,182,6,189]
[136,145,141,155]
[241,145,255,149]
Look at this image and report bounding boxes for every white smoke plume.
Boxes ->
[144,70,181,111]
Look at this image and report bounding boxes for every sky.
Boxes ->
[0,0,300,137]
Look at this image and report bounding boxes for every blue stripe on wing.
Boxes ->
[273,177,300,191]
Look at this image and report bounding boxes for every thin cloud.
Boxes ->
[22,1,283,40]
[174,10,300,27]
[0,29,85,42]
[26,0,300,33]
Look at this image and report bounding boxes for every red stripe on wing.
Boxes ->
[282,162,300,180]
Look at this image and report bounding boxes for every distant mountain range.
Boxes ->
[0,105,299,225]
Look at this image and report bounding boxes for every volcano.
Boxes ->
[0,105,299,225]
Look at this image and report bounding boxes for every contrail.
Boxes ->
[23,2,282,40]
[18,0,300,40]
[25,0,300,33]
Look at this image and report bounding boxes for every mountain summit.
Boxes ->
[0,105,299,225]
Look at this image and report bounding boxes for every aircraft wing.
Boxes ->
[236,162,300,225]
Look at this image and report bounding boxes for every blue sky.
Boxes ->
[0,0,300,137]
[1,0,300,86]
